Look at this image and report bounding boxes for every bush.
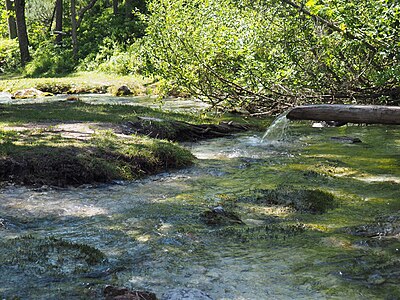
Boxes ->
[0,38,20,73]
[79,38,148,75]
[24,43,75,77]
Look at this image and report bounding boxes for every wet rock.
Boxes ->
[238,187,337,214]
[66,95,80,102]
[312,121,347,128]
[200,206,244,226]
[330,136,362,143]
[11,88,53,99]
[104,286,158,300]
[343,214,400,237]
[161,288,213,300]
[0,218,6,229]
[115,85,133,96]
[367,273,386,285]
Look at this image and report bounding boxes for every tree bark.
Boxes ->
[286,104,400,125]
[113,0,118,15]
[71,0,78,57]
[55,0,63,44]
[5,0,17,39]
[71,0,98,58]
[125,0,133,19]
[14,0,30,66]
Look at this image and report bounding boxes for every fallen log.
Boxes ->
[286,104,400,125]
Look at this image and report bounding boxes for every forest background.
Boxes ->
[1,0,399,114]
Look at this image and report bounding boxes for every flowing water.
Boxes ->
[1,102,400,299]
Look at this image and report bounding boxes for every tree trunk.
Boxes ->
[112,0,118,15]
[55,0,63,44]
[5,0,17,39]
[70,0,78,58]
[125,0,133,19]
[14,0,30,66]
[286,104,400,125]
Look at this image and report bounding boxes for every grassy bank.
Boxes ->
[0,71,155,95]
[0,101,206,187]
[0,128,194,186]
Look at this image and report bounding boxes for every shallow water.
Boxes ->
[1,119,400,299]
[0,93,209,112]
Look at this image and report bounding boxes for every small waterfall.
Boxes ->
[262,111,290,142]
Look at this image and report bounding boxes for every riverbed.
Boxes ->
[0,97,399,299]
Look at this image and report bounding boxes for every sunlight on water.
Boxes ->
[262,112,290,142]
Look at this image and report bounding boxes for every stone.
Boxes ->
[104,286,158,300]
[330,136,362,143]
[116,85,133,96]
[161,288,213,300]
[11,88,53,99]
[200,207,244,226]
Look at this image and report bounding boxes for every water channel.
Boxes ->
[0,95,400,299]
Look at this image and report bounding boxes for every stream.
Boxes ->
[1,96,400,299]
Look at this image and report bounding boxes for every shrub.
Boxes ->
[0,38,20,73]
[24,43,75,77]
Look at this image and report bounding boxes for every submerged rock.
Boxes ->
[343,214,400,237]
[330,136,362,143]
[238,186,337,214]
[161,288,213,300]
[104,286,158,300]
[200,206,244,226]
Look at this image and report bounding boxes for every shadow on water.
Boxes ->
[1,117,400,299]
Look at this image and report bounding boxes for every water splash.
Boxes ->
[262,111,291,142]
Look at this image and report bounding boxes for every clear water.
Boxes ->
[0,93,210,113]
[1,115,400,299]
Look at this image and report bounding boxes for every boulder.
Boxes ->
[104,286,158,300]
[11,88,53,99]
[116,85,133,96]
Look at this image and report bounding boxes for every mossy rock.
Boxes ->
[200,207,244,226]
[239,186,337,213]
[0,236,106,277]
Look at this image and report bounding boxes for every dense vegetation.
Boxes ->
[1,0,399,113]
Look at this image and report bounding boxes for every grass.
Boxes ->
[0,128,194,186]
[0,71,155,95]
[0,100,209,186]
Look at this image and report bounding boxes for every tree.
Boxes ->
[145,0,400,113]
[14,0,30,65]
[54,0,63,44]
[125,0,132,19]
[5,0,17,39]
[113,0,118,15]
[70,0,99,57]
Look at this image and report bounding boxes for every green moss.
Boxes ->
[0,235,106,275]
[238,186,337,213]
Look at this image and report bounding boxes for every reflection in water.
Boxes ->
[1,122,400,299]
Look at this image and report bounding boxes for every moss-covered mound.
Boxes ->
[0,130,194,186]
[238,186,337,213]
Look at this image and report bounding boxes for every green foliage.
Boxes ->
[0,2,9,38]
[0,38,20,73]
[145,0,400,111]
[24,43,75,77]
[79,38,147,75]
